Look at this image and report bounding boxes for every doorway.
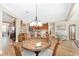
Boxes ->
[3,12,16,42]
[69,24,76,40]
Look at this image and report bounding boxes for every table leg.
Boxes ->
[35,51,40,56]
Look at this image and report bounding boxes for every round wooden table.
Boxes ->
[22,38,51,56]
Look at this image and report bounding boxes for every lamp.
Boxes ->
[30,2,42,27]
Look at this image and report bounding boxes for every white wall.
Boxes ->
[0,5,3,55]
[16,19,21,42]
[67,4,79,40]
[54,21,68,40]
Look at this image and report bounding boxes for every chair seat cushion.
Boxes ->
[39,48,53,56]
[21,48,36,56]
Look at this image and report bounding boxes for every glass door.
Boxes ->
[69,24,76,40]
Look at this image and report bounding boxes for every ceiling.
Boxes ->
[3,12,15,23]
[2,3,74,23]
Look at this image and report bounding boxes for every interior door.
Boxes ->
[69,24,76,40]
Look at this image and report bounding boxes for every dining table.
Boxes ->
[22,38,51,56]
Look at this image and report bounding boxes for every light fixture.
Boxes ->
[30,17,42,27]
[30,2,42,27]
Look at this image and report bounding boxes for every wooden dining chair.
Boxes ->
[13,45,22,56]
[52,39,60,56]
[18,33,27,42]
[39,39,60,56]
